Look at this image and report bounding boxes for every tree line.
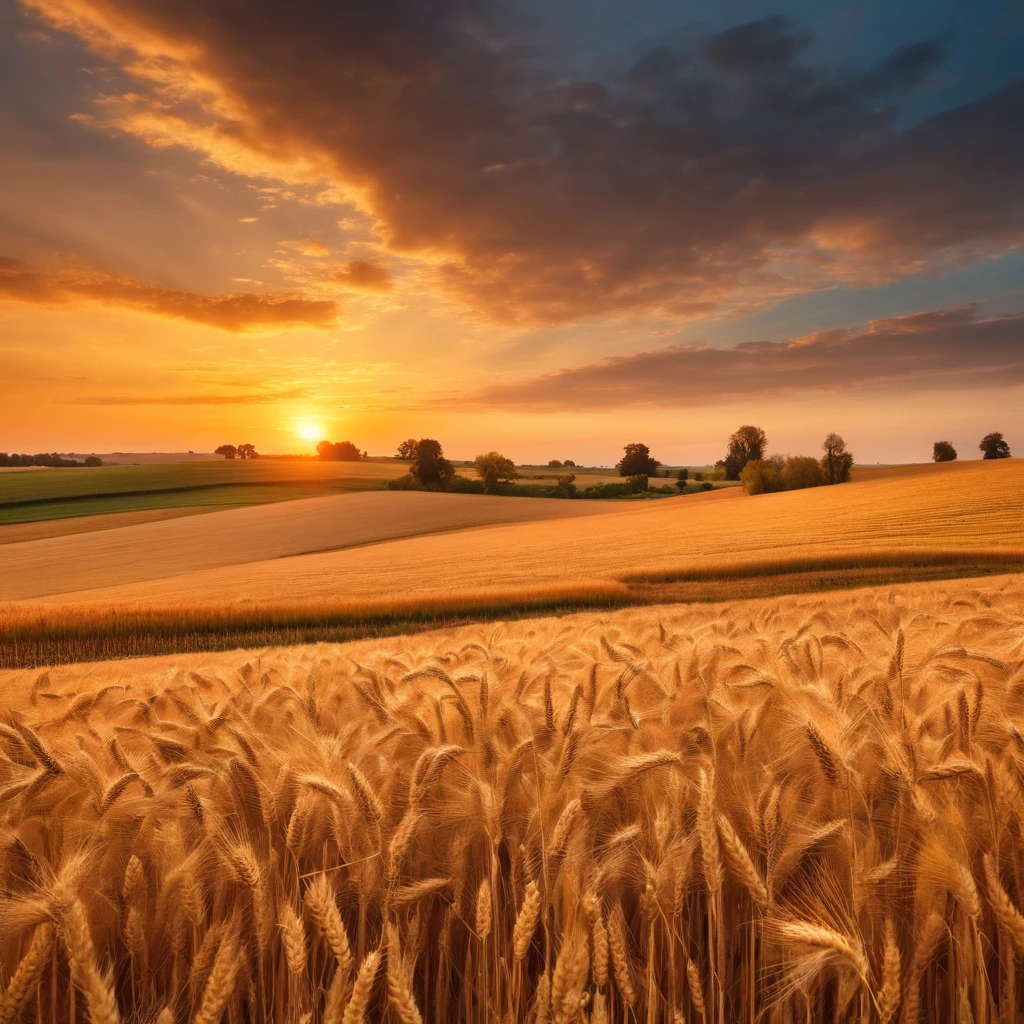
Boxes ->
[0,452,102,467]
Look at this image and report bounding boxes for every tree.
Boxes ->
[84,456,103,467]
[396,439,417,460]
[617,443,660,476]
[979,432,1011,460]
[410,438,454,488]
[723,426,768,480]
[563,459,577,468]
[317,440,361,461]
[783,455,824,490]
[677,468,689,483]
[820,433,853,484]
[547,459,563,468]
[236,443,258,460]
[932,441,957,463]
[740,460,783,495]
[215,444,237,459]
[474,451,518,493]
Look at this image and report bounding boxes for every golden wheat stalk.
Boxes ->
[0,922,53,1024]
[61,900,120,1024]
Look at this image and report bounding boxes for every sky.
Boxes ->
[1,0,1022,465]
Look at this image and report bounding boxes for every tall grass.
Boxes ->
[3,577,1024,1021]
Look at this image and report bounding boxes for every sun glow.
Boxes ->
[296,421,324,442]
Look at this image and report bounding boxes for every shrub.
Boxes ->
[700,481,714,491]
[783,456,824,490]
[740,460,783,495]
[84,456,103,467]
[446,475,486,494]
[554,474,577,497]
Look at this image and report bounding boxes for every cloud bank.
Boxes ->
[464,306,1024,409]
[19,2,1024,327]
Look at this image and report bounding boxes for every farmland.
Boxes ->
[3,573,1024,1023]
[0,458,413,524]
[1,458,1023,667]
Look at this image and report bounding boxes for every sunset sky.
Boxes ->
[1,0,1022,464]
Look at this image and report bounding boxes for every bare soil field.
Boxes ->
[36,458,1022,609]
[3,574,1024,1022]
[0,490,619,601]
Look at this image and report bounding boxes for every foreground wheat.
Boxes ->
[2,576,1024,1023]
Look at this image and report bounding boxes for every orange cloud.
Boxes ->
[0,256,338,331]
[17,3,1024,328]
[465,305,1024,409]
[326,260,393,293]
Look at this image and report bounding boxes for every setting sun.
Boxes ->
[296,421,324,442]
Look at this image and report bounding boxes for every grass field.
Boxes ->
[3,573,1024,1023]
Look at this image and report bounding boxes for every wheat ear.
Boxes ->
[305,873,354,975]
[877,918,901,1024]
[607,902,636,1007]
[983,854,1024,951]
[0,922,53,1024]
[475,878,492,941]
[192,925,241,1024]
[686,957,706,1022]
[514,880,542,960]
[280,900,307,976]
[341,949,381,1024]
[386,922,423,1024]
[717,813,768,908]
[61,900,120,1024]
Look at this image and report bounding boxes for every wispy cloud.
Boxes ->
[0,256,339,331]
[64,386,311,405]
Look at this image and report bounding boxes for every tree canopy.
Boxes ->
[821,433,853,484]
[395,439,417,460]
[474,451,518,492]
[410,438,454,488]
[723,425,768,480]
[317,440,361,461]
[979,432,1011,459]
[932,441,957,463]
[214,444,237,459]
[236,443,258,460]
[617,443,660,476]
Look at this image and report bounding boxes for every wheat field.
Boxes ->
[33,458,1023,609]
[0,491,615,602]
[4,574,1024,1023]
